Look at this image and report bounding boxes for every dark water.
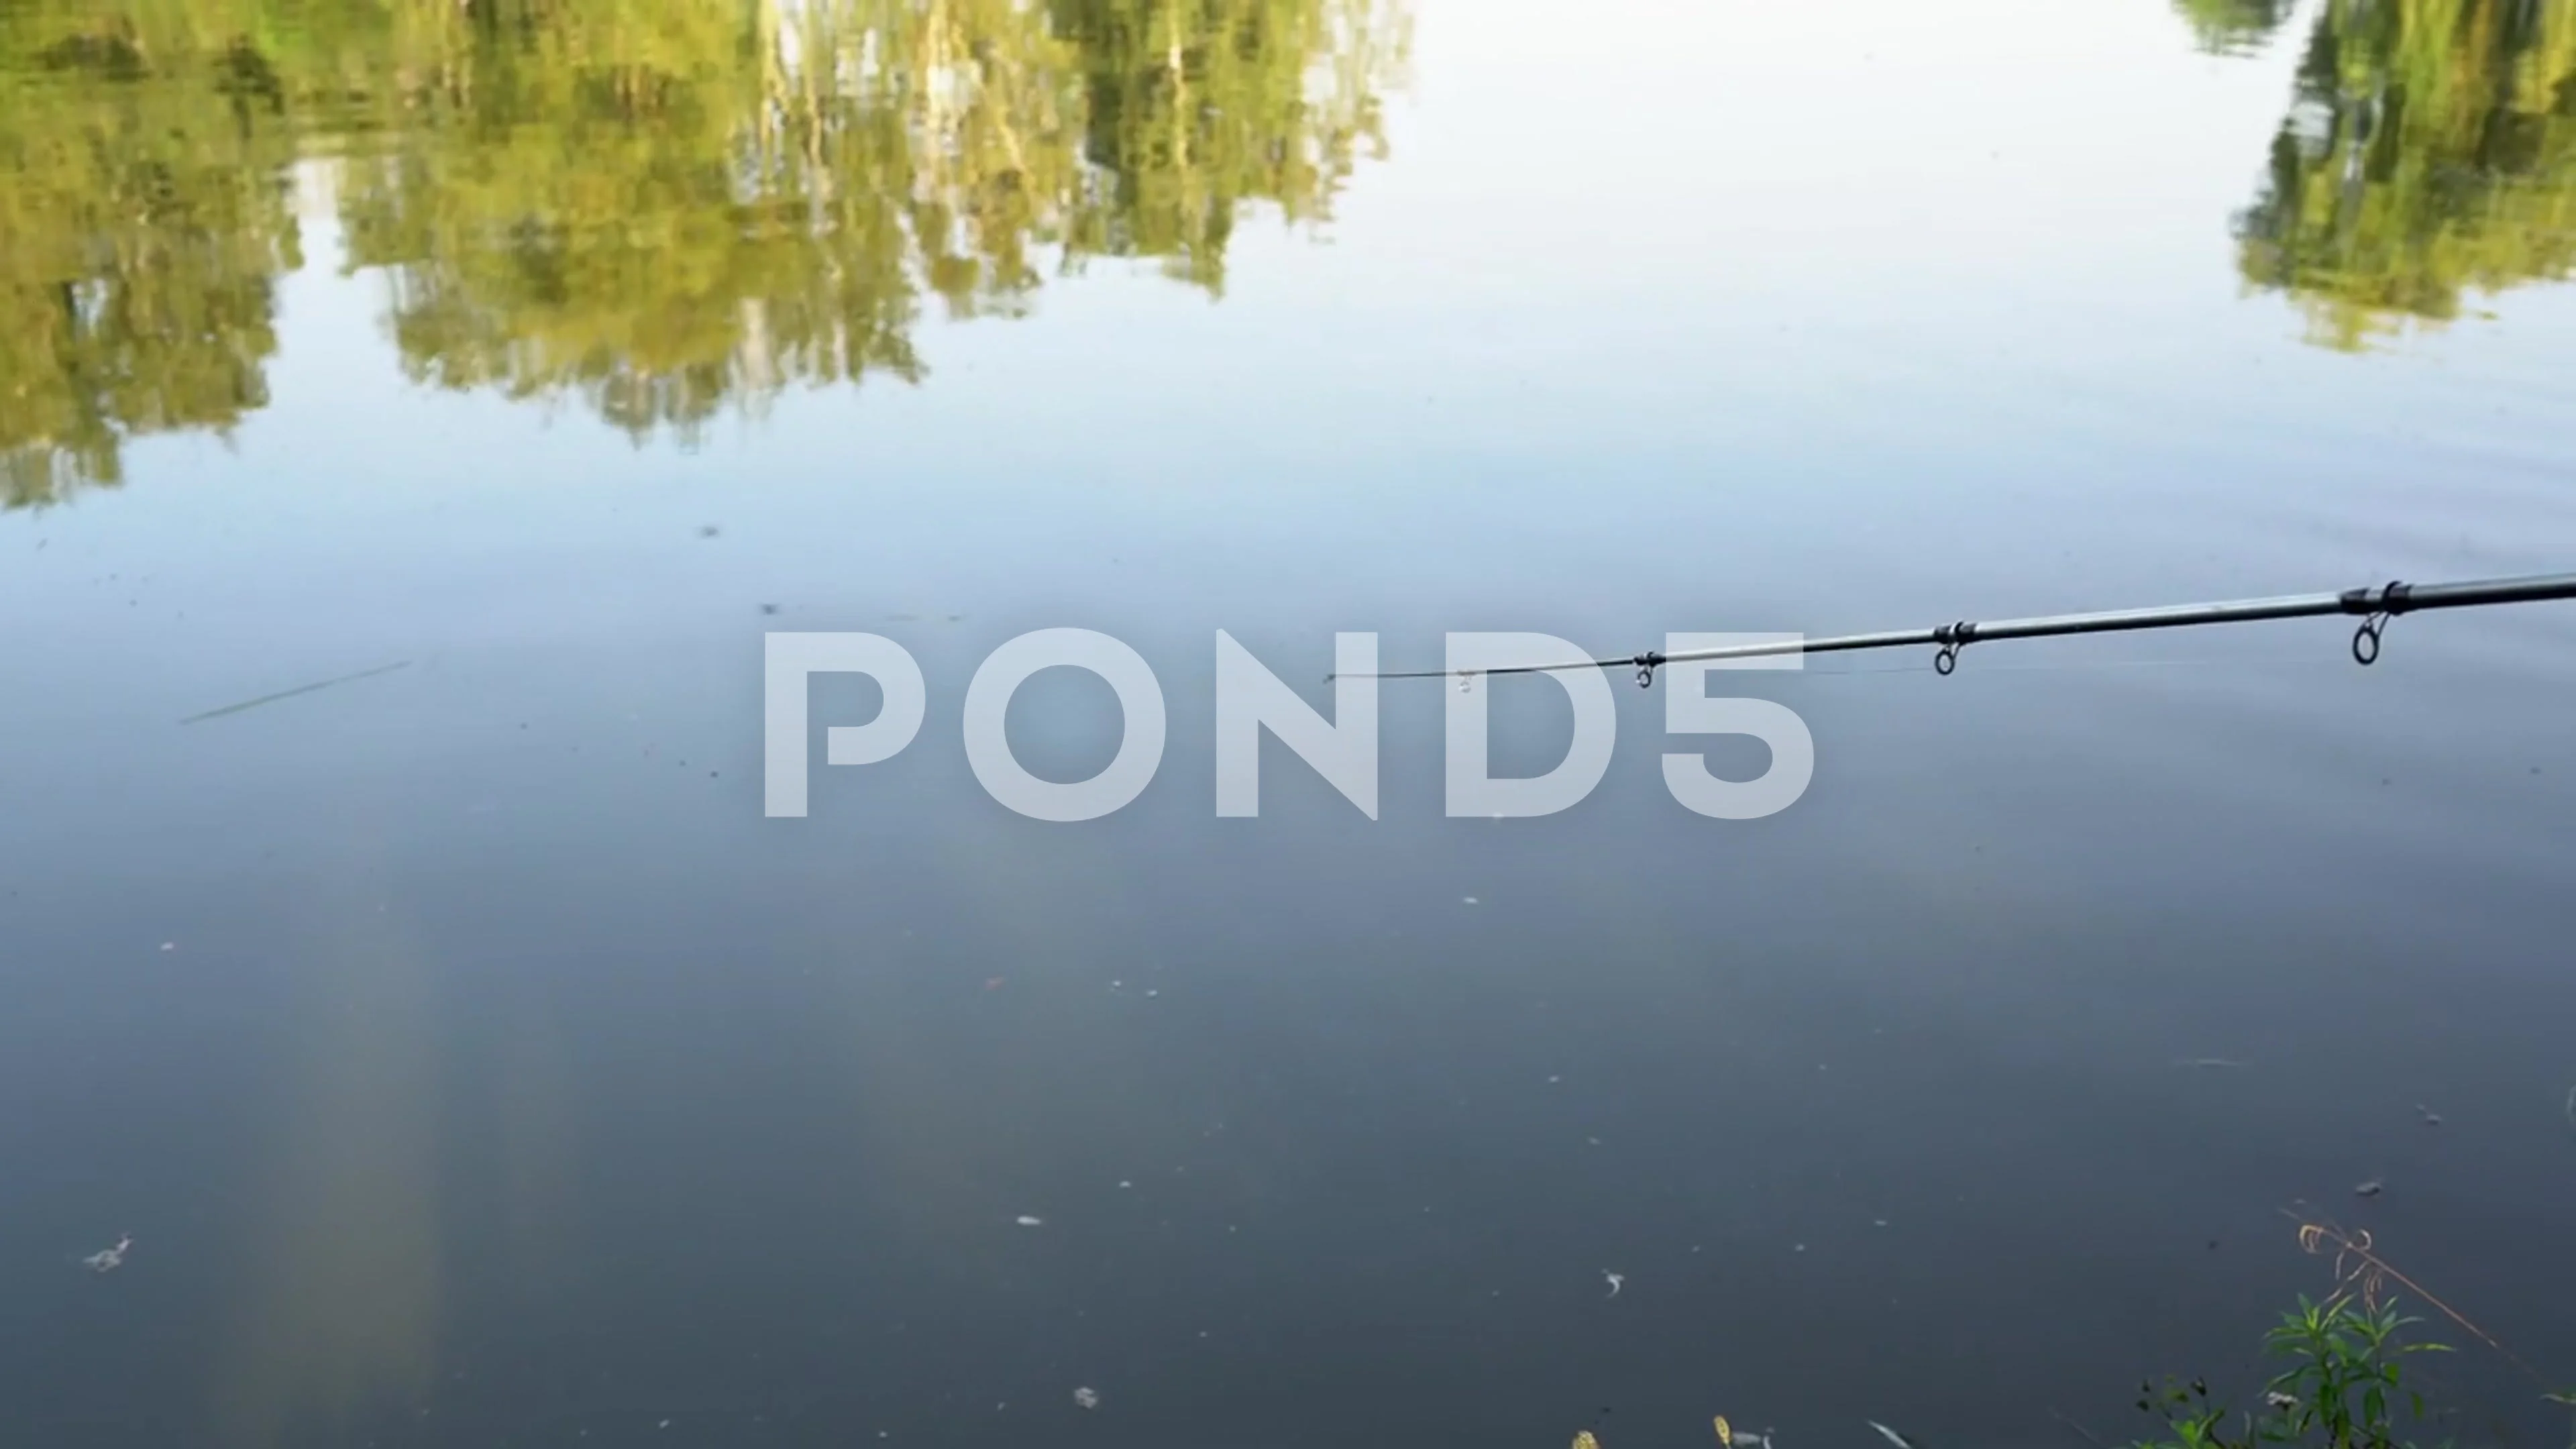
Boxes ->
[5,1,2576,1445]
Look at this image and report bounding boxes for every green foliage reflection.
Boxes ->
[2174,0,2298,57]
[2235,0,2576,348]
[0,0,1408,503]
[0,1,301,504]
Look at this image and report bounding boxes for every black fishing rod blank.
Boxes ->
[1342,571,2576,686]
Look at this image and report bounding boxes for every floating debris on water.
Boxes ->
[1602,1271,1623,1298]
[1573,1434,1600,1449]
[1073,1387,1100,1410]
[2171,1057,2247,1069]
[1462,896,1479,906]
[1015,1215,1044,1227]
[2353,1179,2383,1198]
[1714,1419,1776,1449]
[180,660,411,725]
[82,1234,131,1273]
[1867,1421,1918,1449]
[2416,1104,2441,1126]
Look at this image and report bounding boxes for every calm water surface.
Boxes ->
[4,1,2575,1445]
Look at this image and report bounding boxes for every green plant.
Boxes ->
[2260,1295,2451,1448]
[2135,1375,2237,1449]
[2134,1293,2450,1449]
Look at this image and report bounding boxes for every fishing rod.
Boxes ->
[1340,572,2576,687]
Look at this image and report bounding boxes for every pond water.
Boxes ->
[3,1,2575,1445]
